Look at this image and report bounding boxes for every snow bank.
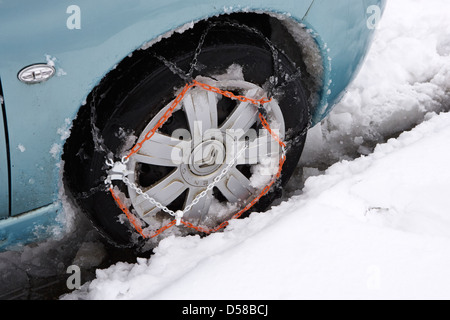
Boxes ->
[302,0,450,167]
[64,110,450,300]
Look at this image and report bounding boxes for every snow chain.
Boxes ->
[105,80,288,239]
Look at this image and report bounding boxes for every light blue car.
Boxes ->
[0,0,386,252]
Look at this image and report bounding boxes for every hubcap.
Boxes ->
[126,76,285,229]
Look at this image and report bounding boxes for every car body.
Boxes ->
[0,0,386,251]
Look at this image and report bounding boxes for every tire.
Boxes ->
[63,21,310,252]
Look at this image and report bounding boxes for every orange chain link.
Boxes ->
[110,80,286,239]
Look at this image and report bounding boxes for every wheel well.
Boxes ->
[62,13,315,245]
[62,11,320,221]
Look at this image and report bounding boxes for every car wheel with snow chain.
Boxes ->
[63,21,310,252]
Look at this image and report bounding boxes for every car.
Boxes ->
[0,0,386,252]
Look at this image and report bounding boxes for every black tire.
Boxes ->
[63,21,310,252]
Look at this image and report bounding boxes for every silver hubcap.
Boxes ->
[127,76,285,229]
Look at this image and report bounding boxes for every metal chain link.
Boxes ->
[153,53,192,83]
[74,183,109,200]
[122,176,176,216]
[188,23,213,78]
[103,20,305,235]
[183,143,248,214]
[86,20,304,203]
[109,143,248,224]
[151,19,302,98]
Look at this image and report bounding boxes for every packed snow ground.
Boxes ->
[64,112,450,300]
[64,0,450,300]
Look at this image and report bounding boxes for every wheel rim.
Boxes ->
[126,76,286,230]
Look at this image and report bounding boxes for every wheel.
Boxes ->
[63,21,310,252]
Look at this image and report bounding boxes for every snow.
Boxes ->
[45,54,56,68]
[140,21,196,51]
[63,0,450,300]
[0,0,447,300]
[49,143,62,159]
[45,54,67,77]
[302,0,450,167]
[64,111,450,300]
[17,144,26,153]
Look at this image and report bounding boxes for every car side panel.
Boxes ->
[0,0,314,216]
[0,203,60,251]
